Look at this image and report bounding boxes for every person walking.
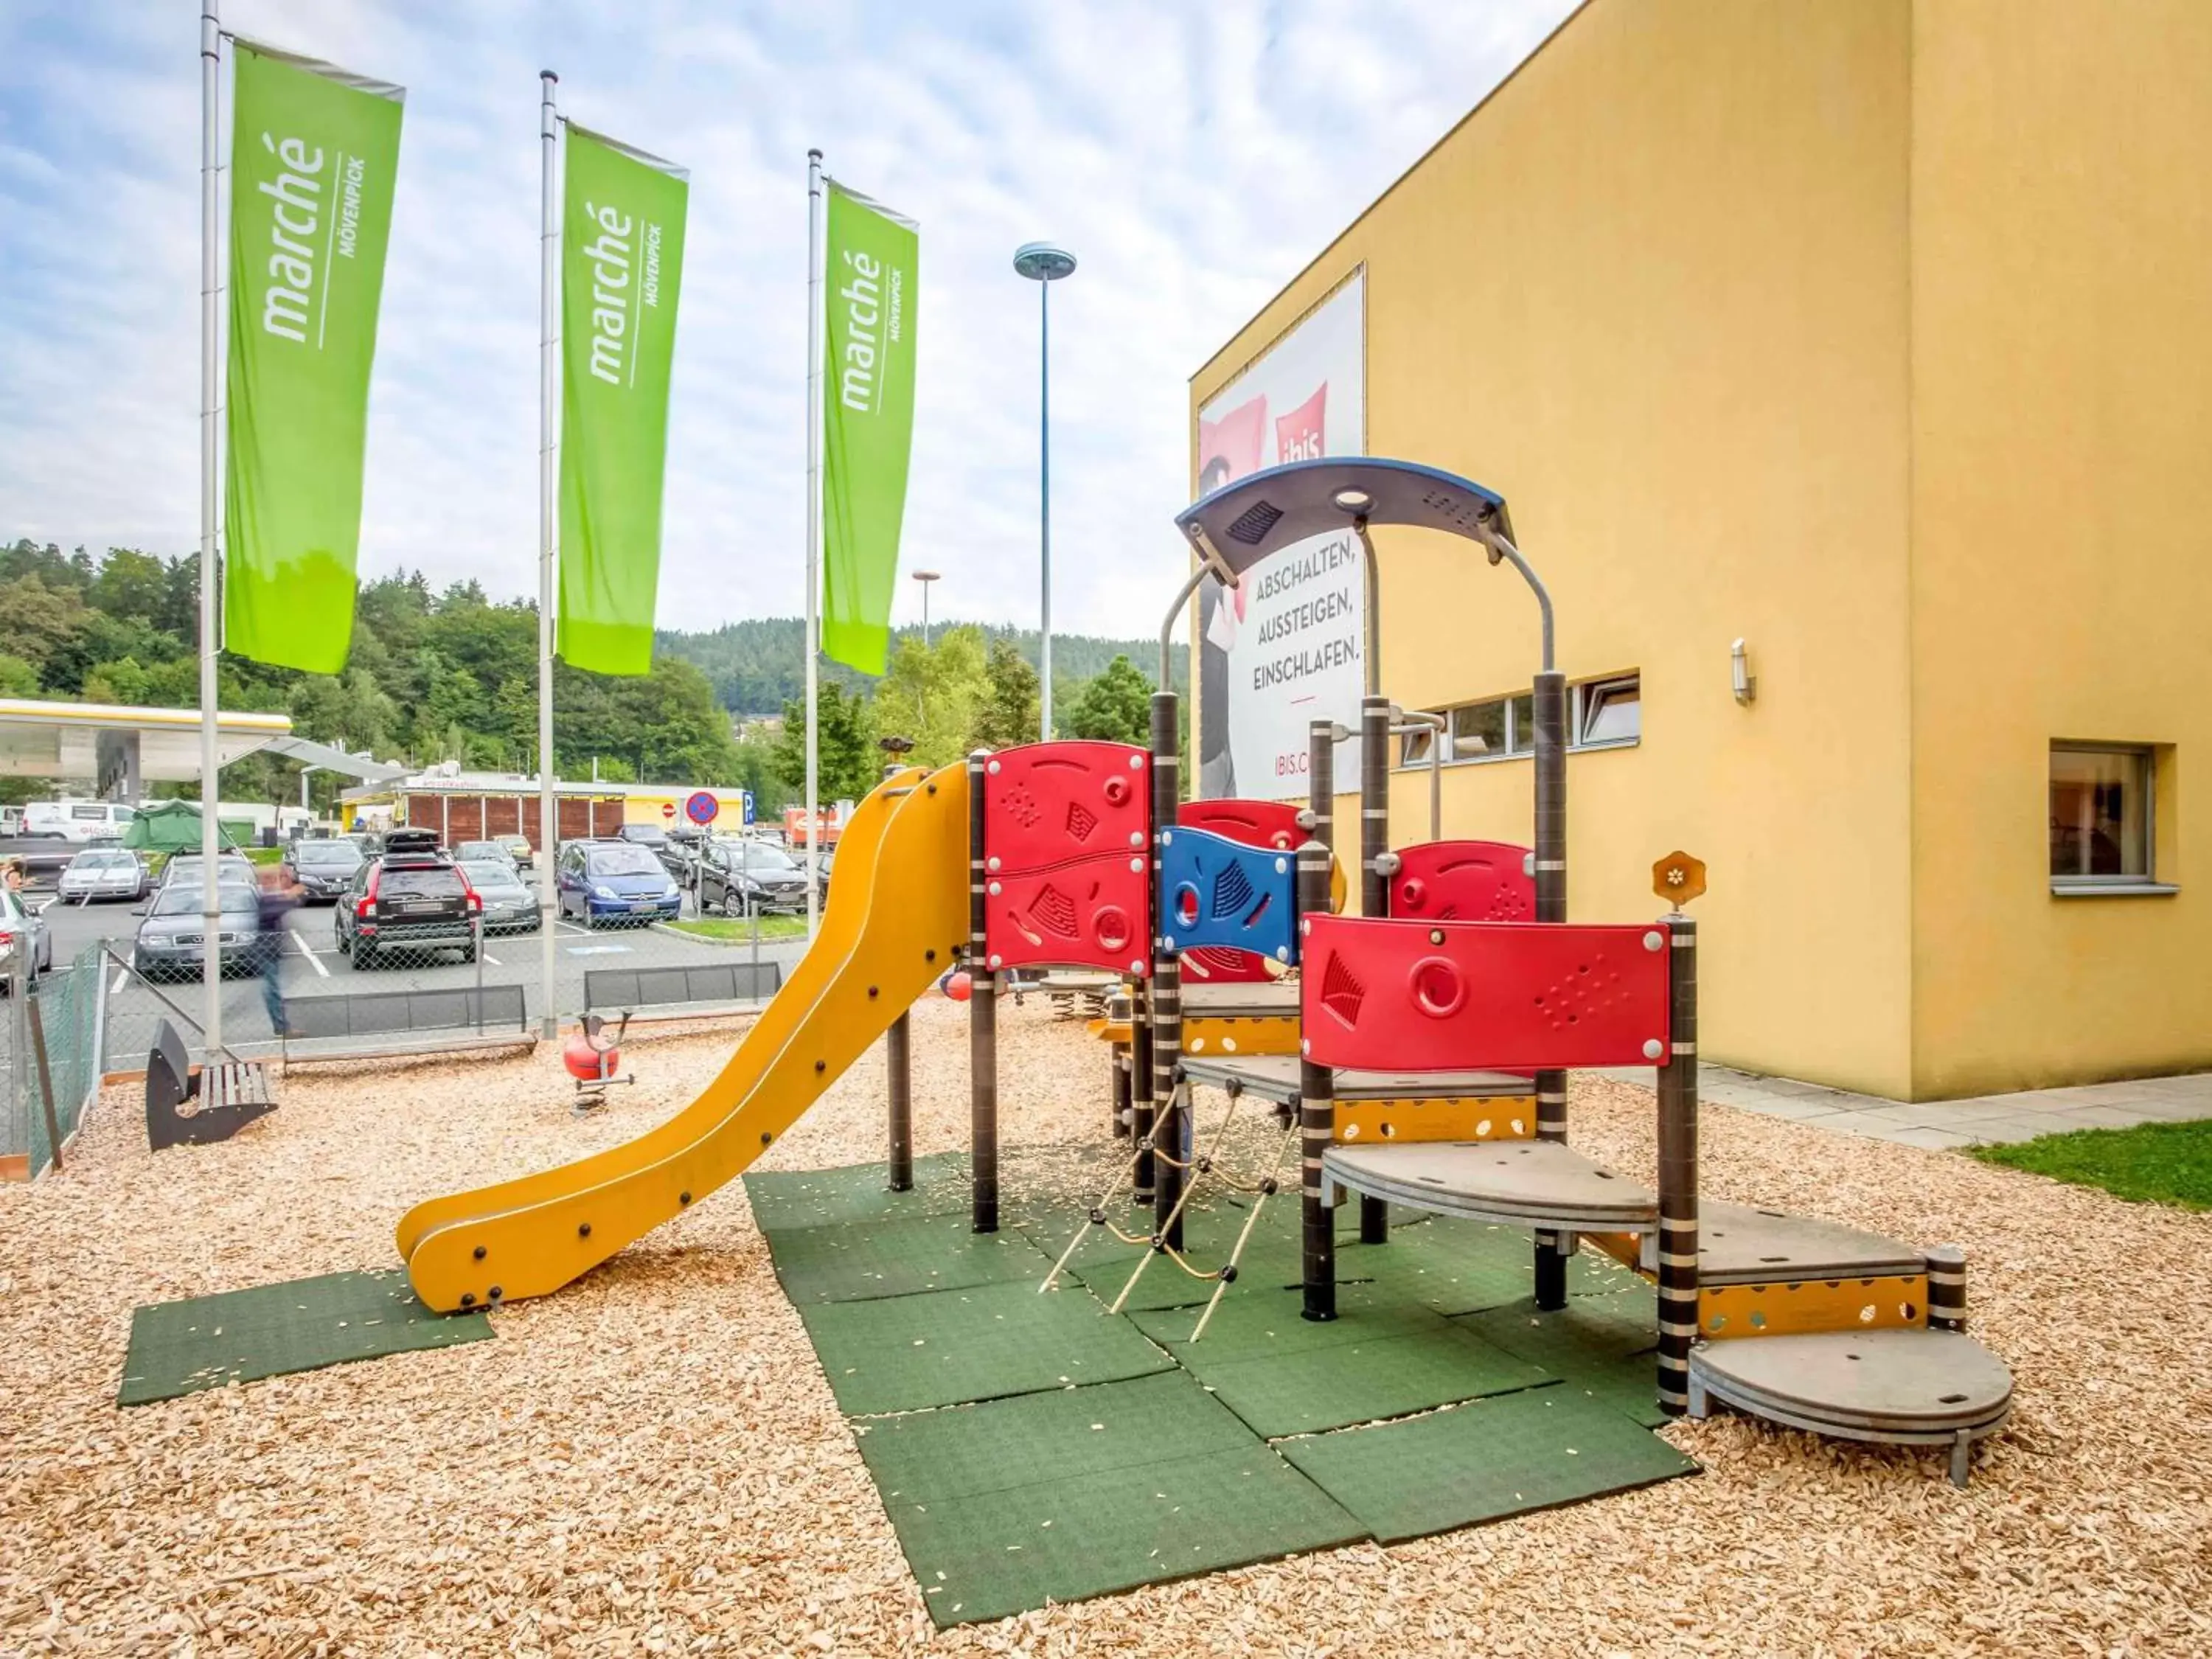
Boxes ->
[254,864,303,1036]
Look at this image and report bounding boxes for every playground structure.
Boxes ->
[394,454,2011,1485]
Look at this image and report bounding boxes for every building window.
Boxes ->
[1578,675,1641,746]
[2049,743,2154,885]
[1395,672,1644,771]
[1450,700,1505,761]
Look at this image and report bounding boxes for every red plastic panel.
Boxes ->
[1178,798,1301,852]
[1175,799,1301,981]
[984,742,1150,876]
[984,742,1150,975]
[986,855,1151,978]
[1301,915,1671,1073]
[1389,840,1535,922]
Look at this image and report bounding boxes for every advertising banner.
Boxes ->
[223,42,404,673]
[820,182,919,676]
[1194,270,1366,799]
[559,125,688,675]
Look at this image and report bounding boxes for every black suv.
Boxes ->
[335,839,479,968]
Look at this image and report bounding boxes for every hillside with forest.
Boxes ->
[0,536,1186,818]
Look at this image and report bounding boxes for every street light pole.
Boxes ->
[1013,241,1075,742]
[912,568,940,649]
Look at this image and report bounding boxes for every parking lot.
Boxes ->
[33,883,813,1068]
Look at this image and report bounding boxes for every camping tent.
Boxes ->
[122,801,255,856]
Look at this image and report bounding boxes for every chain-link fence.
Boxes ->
[86,883,804,1077]
[0,947,108,1179]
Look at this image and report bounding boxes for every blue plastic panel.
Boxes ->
[1156,827,1299,967]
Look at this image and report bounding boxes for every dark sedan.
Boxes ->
[698,837,815,917]
[131,883,264,980]
[282,838,366,904]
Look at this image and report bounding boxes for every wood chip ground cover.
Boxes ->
[1,997,2207,1654]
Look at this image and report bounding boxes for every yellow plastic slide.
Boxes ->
[399,762,967,1312]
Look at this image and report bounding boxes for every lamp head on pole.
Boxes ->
[1012,242,1077,282]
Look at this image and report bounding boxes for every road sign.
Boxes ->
[685,790,720,826]
[741,790,755,825]
[661,801,677,821]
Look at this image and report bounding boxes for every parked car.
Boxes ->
[281,838,366,904]
[459,858,540,934]
[453,839,508,866]
[25,799,138,844]
[555,839,683,928]
[158,851,258,891]
[57,846,149,904]
[495,833,534,870]
[129,882,258,981]
[335,844,480,968]
[698,836,814,917]
[614,823,691,877]
[0,886,54,987]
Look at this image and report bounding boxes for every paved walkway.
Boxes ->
[1595,1063,2212,1149]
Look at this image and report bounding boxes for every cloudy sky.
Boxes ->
[0,1,1574,642]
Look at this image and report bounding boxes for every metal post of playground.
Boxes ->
[882,755,913,1192]
[1655,908,1700,1416]
[535,69,562,1038]
[1389,707,1447,842]
[1149,689,1186,1251]
[1296,821,1337,1324]
[802,149,827,940]
[196,1,223,1060]
[966,750,998,1232]
[1356,691,1394,1246]
[1530,665,1571,1309]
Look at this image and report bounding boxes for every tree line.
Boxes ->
[0,537,1182,817]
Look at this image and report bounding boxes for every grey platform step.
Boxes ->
[1697,1202,1925,1286]
[1689,1328,2013,1486]
[1183,1052,1533,1107]
[1322,1140,1658,1231]
[1180,981,1299,1018]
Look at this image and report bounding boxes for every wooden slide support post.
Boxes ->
[1655,909,1700,1418]
[1357,692,1394,1246]
[1301,713,1338,1322]
[967,749,997,1233]
[1150,689,1186,1252]
[1531,668,1571,1310]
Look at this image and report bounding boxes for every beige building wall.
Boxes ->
[1905,1,2212,1094]
[1194,1,1920,1094]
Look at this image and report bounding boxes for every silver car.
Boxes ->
[58,846,149,904]
[0,886,55,987]
[130,883,262,981]
[460,858,540,934]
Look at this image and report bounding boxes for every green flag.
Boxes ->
[559,125,688,676]
[821,182,918,675]
[223,42,403,673]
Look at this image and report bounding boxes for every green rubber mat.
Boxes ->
[1280,1386,1697,1543]
[119,1268,490,1406]
[1183,1322,1553,1438]
[853,1370,1254,1504]
[1129,1280,1455,1362]
[744,1153,970,1235]
[1455,1293,1670,1428]
[800,1279,1173,1416]
[890,1442,1362,1627]
[766,1213,1051,1304]
[1332,1219,1539,1315]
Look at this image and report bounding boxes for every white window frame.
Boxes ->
[1392,672,1643,773]
[2049,740,2174,897]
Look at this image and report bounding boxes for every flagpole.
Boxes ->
[198,0,223,1058]
[538,69,560,1037]
[804,148,824,939]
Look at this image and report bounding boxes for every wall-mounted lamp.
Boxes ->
[1731,639,1757,706]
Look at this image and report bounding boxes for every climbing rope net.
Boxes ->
[1040,1073,1296,1342]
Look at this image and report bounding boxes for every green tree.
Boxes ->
[771,681,875,801]
[88,549,169,627]
[870,625,988,770]
[1062,653,1153,745]
[970,638,1040,751]
[0,574,91,681]
[0,654,41,696]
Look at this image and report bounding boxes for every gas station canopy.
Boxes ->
[0,699,406,795]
